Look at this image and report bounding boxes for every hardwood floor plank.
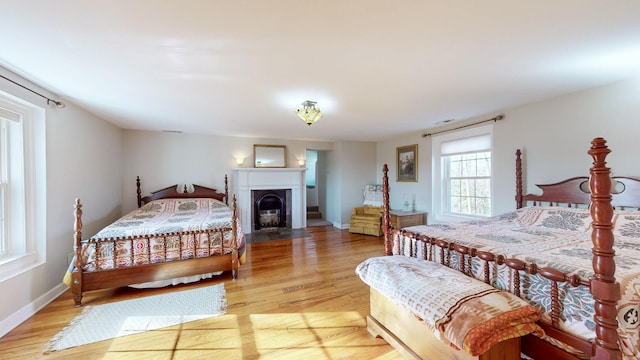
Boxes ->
[0,227,401,359]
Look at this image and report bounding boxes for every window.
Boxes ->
[432,125,492,222]
[0,90,46,281]
[445,151,491,216]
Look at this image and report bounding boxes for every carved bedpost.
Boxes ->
[231,194,239,280]
[588,137,621,360]
[72,199,84,306]
[136,176,142,208]
[382,164,392,256]
[225,174,229,206]
[515,149,523,209]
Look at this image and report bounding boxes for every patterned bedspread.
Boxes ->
[79,198,244,271]
[356,256,543,356]
[393,206,640,359]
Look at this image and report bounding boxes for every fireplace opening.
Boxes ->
[252,189,290,232]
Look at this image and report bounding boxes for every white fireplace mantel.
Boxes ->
[233,168,306,233]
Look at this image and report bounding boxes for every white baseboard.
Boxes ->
[335,222,349,230]
[0,283,68,338]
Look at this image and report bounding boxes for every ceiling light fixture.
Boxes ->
[295,100,322,126]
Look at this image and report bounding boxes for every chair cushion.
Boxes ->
[351,214,379,222]
[363,205,382,215]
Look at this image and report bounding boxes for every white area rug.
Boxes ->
[44,283,227,354]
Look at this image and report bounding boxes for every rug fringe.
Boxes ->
[43,305,94,354]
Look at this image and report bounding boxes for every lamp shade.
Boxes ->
[295,100,322,126]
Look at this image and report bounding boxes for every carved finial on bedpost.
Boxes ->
[382,164,392,256]
[225,174,229,206]
[136,176,142,208]
[183,184,188,193]
[515,149,523,209]
[587,137,621,358]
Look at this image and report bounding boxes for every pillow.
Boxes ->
[612,210,640,238]
[517,206,591,232]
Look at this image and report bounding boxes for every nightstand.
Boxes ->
[389,210,427,229]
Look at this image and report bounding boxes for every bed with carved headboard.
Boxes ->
[375,138,638,359]
[65,175,245,306]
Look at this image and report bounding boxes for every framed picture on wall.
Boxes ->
[396,144,418,182]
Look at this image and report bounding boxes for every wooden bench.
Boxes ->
[356,256,543,360]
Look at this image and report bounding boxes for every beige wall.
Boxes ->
[121,132,377,229]
[377,77,640,219]
[121,131,336,214]
[0,67,123,336]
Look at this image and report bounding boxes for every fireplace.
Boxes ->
[252,189,291,231]
[233,168,306,234]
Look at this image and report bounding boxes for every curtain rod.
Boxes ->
[421,114,504,137]
[0,74,65,108]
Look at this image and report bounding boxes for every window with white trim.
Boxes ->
[0,90,46,281]
[432,125,493,222]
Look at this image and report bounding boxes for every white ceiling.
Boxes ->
[1,1,640,142]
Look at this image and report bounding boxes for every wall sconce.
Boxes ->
[297,159,306,167]
[235,158,245,166]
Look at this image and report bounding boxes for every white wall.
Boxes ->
[492,77,640,214]
[121,132,378,229]
[121,131,335,214]
[339,141,378,227]
[377,77,640,220]
[318,141,378,228]
[0,67,123,336]
[376,138,431,213]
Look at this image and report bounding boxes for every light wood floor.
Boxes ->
[0,226,403,360]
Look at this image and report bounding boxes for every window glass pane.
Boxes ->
[450,159,462,177]
[477,155,491,176]
[476,179,491,197]
[443,150,491,217]
[476,197,491,216]
[450,196,461,213]
[450,179,461,196]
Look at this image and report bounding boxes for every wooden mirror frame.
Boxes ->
[254,144,287,168]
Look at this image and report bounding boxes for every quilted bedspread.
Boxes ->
[393,206,640,359]
[79,198,244,271]
[356,256,543,356]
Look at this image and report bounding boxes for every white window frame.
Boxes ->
[431,124,493,223]
[0,90,46,282]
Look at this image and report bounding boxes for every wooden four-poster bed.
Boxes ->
[67,175,245,306]
[372,138,638,359]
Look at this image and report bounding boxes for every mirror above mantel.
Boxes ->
[254,144,287,168]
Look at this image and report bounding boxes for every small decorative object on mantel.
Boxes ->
[396,144,418,182]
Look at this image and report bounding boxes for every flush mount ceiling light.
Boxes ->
[295,100,322,126]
